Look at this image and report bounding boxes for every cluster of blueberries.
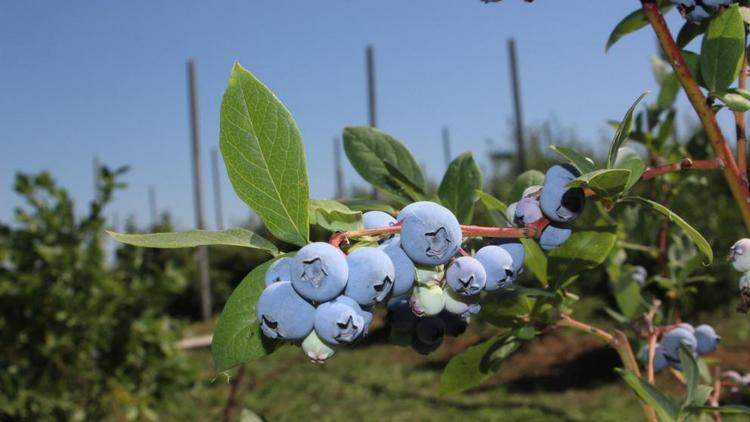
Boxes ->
[255,164,586,362]
[639,323,720,371]
[673,0,732,22]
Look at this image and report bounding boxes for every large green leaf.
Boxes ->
[520,238,548,287]
[700,4,745,92]
[509,169,545,203]
[605,2,673,52]
[715,89,750,112]
[308,199,363,232]
[548,226,618,288]
[608,92,649,168]
[343,127,425,204]
[679,343,700,407]
[212,256,289,371]
[676,20,708,49]
[569,169,632,198]
[621,197,713,264]
[476,190,511,226]
[617,369,679,422]
[613,147,646,191]
[612,267,645,319]
[438,152,482,224]
[108,228,278,256]
[440,335,522,395]
[219,63,309,246]
[383,161,431,203]
[549,145,596,174]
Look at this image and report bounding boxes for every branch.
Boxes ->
[640,158,725,181]
[641,0,750,232]
[736,43,748,183]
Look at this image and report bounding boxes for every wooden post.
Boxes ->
[366,45,379,199]
[508,39,526,173]
[187,59,212,321]
[148,186,158,226]
[211,148,225,230]
[334,137,345,198]
[442,126,452,170]
[93,156,100,194]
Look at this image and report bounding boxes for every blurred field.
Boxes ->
[161,299,750,422]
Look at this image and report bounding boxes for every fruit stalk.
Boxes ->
[639,158,725,181]
[641,0,750,232]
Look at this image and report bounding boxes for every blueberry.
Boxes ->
[632,265,647,286]
[256,281,315,340]
[264,256,293,287]
[506,202,518,226]
[399,201,462,265]
[389,326,414,347]
[540,164,585,223]
[538,223,572,251]
[411,317,446,355]
[475,245,514,291]
[496,240,525,278]
[410,282,446,316]
[730,239,750,272]
[291,242,348,302]
[677,322,695,333]
[362,210,397,229]
[387,296,418,331]
[443,288,481,321]
[695,324,720,355]
[661,327,698,367]
[301,331,336,363]
[701,0,731,13]
[522,184,543,198]
[379,238,416,297]
[514,197,543,226]
[639,343,669,372]
[330,296,372,335]
[440,311,469,337]
[314,300,365,345]
[446,256,487,296]
[396,201,431,223]
[344,247,395,305]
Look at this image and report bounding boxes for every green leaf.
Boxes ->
[569,169,632,198]
[685,405,750,415]
[608,92,649,168]
[606,3,673,52]
[509,169,546,203]
[520,238,548,287]
[700,4,745,92]
[676,20,708,49]
[617,369,679,422]
[383,161,432,203]
[715,89,750,112]
[689,385,714,409]
[657,73,681,111]
[549,145,597,174]
[613,147,646,191]
[612,267,645,319]
[438,152,482,224]
[621,197,713,264]
[342,199,396,214]
[108,228,278,256]
[440,335,521,395]
[682,50,706,88]
[476,190,511,226]
[219,63,309,247]
[679,343,700,407]
[343,127,425,204]
[212,256,287,371]
[548,226,618,288]
[308,199,363,232]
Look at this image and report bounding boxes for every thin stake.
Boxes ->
[508,38,526,173]
[149,186,158,226]
[211,148,225,230]
[334,137,345,198]
[187,59,212,321]
[442,126,452,170]
[366,45,377,128]
[93,156,100,194]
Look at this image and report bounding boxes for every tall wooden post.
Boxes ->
[187,59,212,321]
[508,39,526,173]
[148,186,158,226]
[442,126,452,170]
[366,45,377,128]
[334,137,345,198]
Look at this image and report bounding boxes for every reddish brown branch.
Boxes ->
[640,159,725,181]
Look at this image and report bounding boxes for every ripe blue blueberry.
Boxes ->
[514,197,543,226]
[661,327,698,367]
[291,242,348,302]
[379,238,416,297]
[412,317,446,355]
[446,256,487,296]
[410,282,446,316]
[440,311,469,337]
[538,223,572,251]
[362,210,397,229]
[314,300,365,345]
[695,324,720,355]
[677,322,694,333]
[396,201,431,223]
[632,265,647,286]
[730,239,750,272]
[443,288,481,321]
[387,296,418,331]
[264,256,293,287]
[475,245,514,291]
[686,5,709,22]
[399,201,462,265]
[344,247,395,306]
[301,331,336,363]
[333,295,373,336]
[497,240,525,278]
[701,0,731,13]
[639,343,669,372]
[256,281,315,340]
[540,164,585,223]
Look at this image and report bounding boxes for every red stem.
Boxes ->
[640,158,725,181]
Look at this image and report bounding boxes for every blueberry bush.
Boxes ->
[111,1,750,420]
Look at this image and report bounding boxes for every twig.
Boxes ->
[222,365,246,422]
[736,49,748,184]
[641,0,750,232]
[709,366,723,422]
[643,299,662,384]
[640,158,725,181]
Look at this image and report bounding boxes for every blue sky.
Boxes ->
[0,1,716,230]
